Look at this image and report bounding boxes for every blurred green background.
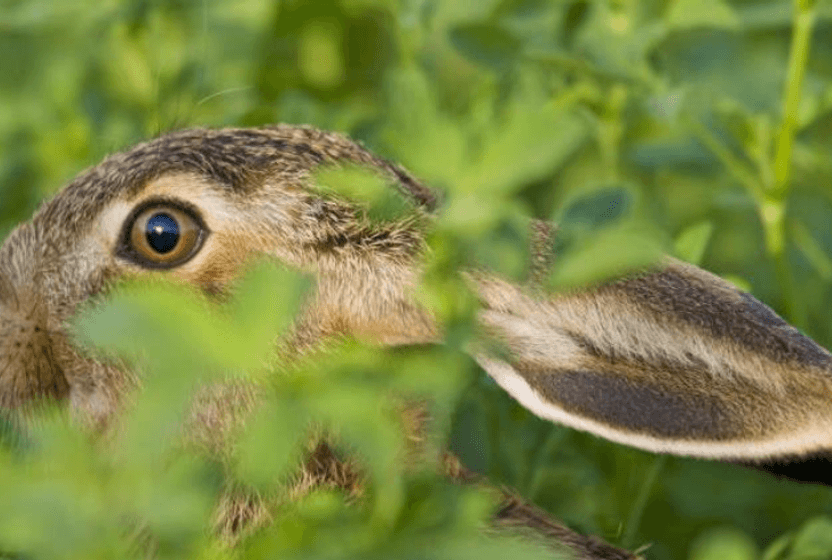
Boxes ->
[2,0,832,559]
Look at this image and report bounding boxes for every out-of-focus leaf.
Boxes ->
[74,262,306,374]
[459,104,591,196]
[314,163,417,223]
[228,262,311,368]
[674,220,714,265]
[791,220,832,280]
[547,223,664,290]
[381,67,468,186]
[689,527,757,560]
[787,516,832,559]
[298,21,346,89]
[449,23,521,71]
[236,399,309,491]
[763,516,832,560]
[557,186,634,231]
[665,0,741,31]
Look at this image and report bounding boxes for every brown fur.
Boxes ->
[475,261,832,461]
[8,123,832,556]
[7,123,832,556]
[0,125,639,559]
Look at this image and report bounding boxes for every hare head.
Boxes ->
[0,125,438,424]
[3,124,832,559]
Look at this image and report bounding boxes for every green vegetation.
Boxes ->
[2,0,832,559]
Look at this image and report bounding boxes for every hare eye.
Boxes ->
[117,201,207,269]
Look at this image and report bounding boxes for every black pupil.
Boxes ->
[145,213,180,254]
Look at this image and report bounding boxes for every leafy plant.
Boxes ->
[1,0,832,559]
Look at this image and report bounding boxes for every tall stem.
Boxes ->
[772,0,816,196]
[765,0,816,328]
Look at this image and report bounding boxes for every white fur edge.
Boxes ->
[476,355,831,461]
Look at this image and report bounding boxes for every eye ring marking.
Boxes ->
[116,199,209,269]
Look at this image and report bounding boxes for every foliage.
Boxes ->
[1,0,832,559]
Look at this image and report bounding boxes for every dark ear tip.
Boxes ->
[738,452,832,486]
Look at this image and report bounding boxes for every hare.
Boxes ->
[1,125,831,558]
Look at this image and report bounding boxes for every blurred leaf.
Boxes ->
[314,163,417,223]
[674,220,714,265]
[547,223,664,290]
[791,220,832,280]
[298,21,346,89]
[449,23,521,71]
[74,262,307,374]
[228,262,311,367]
[236,399,309,491]
[689,527,757,560]
[556,186,634,231]
[666,0,741,31]
[763,516,832,560]
[459,103,591,196]
[381,67,468,186]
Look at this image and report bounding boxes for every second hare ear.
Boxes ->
[474,258,832,473]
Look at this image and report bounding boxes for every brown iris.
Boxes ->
[118,201,207,269]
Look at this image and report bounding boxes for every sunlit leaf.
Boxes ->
[690,527,757,560]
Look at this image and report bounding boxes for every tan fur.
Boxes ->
[6,123,832,554]
[475,261,832,460]
[0,125,639,559]
[6,123,832,553]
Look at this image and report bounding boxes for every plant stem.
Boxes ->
[772,0,816,197]
[764,0,816,329]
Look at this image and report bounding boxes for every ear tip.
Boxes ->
[740,452,832,486]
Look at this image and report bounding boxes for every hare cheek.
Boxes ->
[169,231,263,294]
[0,288,70,407]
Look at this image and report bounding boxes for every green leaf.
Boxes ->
[74,262,307,375]
[449,23,522,71]
[228,262,311,370]
[791,221,832,280]
[381,67,468,186]
[314,163,417,223]
[298,21,346,89]
[665,0,741,31]
[787,516,832,560]
[674,220,714,265]
[557,186,634,231]
[690,527,757,560]
[547,223,664,290]
[763,516,832,560]
[459,103,591,196]
[236,398,309,491]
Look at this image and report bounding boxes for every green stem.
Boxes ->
[759,197,805,328]
[763,0,816,329]
[772,0,816,197]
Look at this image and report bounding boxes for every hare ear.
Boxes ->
[474,258,832,471]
